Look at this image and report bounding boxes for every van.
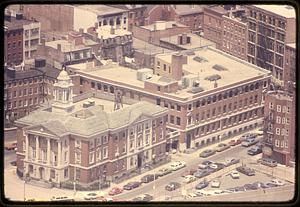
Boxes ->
[260,158,277,167]
[51,196,74,201]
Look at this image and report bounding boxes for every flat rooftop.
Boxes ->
[132,37,173,54]
[141,21,188,31]
[253,5,296,18]
[76,5,127,16]
[95,26,131,39]
[69,46,270,100]
[160,33,216,50]
[45,39,92,52]
[173,5,204,15]
[5,16,37,30]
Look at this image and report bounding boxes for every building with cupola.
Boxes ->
[15,68,168,188]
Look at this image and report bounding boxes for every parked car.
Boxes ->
[132,194,153,202]
[181,168,197,177]
[183,175,197,184]
[198,160,214,169]
[170,161,186,171]
[84,193,98,200]
[51,196,74,201]
[242,139,258,147]
[123,181,141,190]
[193,169,211,178]
[260,158,278,167]
[141,174,158,183]
[264,182,278,188]
[209,163,225,172]
[247,146,262,155]
[270,179,285,186]
[228,139,242,146]
[156,168,172,177]
[239,133,257,141]
[108,187,123,196]
[195,179,209,190]
[211,179,221,188]
[229,170,240,179]
[196,190,213,196]
[187,193,198,198]
[236,166,255,176]
[199,149,216,158]
[165,182,181,191]
[223,158,240,166]
[215,143,230,152]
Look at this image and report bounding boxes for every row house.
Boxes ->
[68,46,271,152]
[4,58,60,126]
[15,70,168,186]
[263,90,295,166]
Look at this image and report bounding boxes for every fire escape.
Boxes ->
[257,22,268,70]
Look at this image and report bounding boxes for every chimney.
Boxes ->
[177,35,183,45]
[214,80,218,88]
[171,53,186,80]
[94,22,98,30]
[57,43,62,51]
[79,28,84,34]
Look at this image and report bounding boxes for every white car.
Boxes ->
[183,175,197,183]
[51,196,74,201]
[196,190,213,196]
[270,179,285,186]
[84,193,98,200]
[187,193,197,198]
[211,179,221,188]
[198,160,214,169]
[170,161,186,171]
[230,170,240,179]
[209,189,225,195]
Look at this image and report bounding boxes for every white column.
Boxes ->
[58,141,61,167]
[25,135,29,160]
[35,136,39,160]
[47,138,51,165]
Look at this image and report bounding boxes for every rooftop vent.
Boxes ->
[188,87,204,94]
[212,64,228,71]
[285,6,294,10]
[193,56,208,63]
[182,50,195,56]
[205,74,221,81]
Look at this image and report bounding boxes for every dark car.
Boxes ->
[132,194,153,202]
[224,158,240,166]
[141,174,157,183]
[210,163,225,172]
[236,166,255,176]
[193,169,211,178]
[123,181,141,190]
[181,168,197,177]
[260,158,278,167]
[199,149,216,158]
[165,182,181,191]
[195,180,209,190]
[247,146,262,155]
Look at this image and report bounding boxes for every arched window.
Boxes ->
[255,82,259,90]
[109,19,114,26]
[116,17,121,25]
[201,99,206,106]
[229,90,233,98]
[212,95,217,103]
[110,86,114,94]
[218,94,222,101]
[103,19,107,25]
[250,84,254,91]
[245,85,249,92]
[223,92,228,99]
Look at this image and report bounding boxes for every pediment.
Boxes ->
[25,124,60,137]
[131,114,152,125]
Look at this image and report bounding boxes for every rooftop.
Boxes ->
[172,5,204,15]
[69,46,270,100]
[268,91,293,101]
[132,37,172,54]
[16,96,167,136]
[286,43,296,49]
[5,16,37,30]
[253,5,296,18]
[141,21,188,31]
[45,39,92,53]
[160,33,216,50]
[95,26,132,39]
[76,5,128,16]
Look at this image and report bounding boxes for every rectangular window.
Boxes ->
[276,116,281,124]
[176,117,181,125]
[269,102,273,109]
[275,139,279,147]
[170,115,174,124]
[89,152,94,164]
[102,136,108,144]
[277,105,281,112]
[275,128,280,135]
[103,147,108,159]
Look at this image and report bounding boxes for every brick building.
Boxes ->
[4,12,24,65]
[283,43,296,90]
[4,59,60,126]
[203,5,248,60]
[108,5,147,31]
[262,90,295,166]
[85,25,134,63]
[67,46,271,152]
[145,5,204,32]
[246,5,296,87]
[36,31,98,69]
[15,70,168,186]
[132,21,190,46]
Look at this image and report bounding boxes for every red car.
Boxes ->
[108,187,123,196]
[228,139,242,146]
[181,168,197,177]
